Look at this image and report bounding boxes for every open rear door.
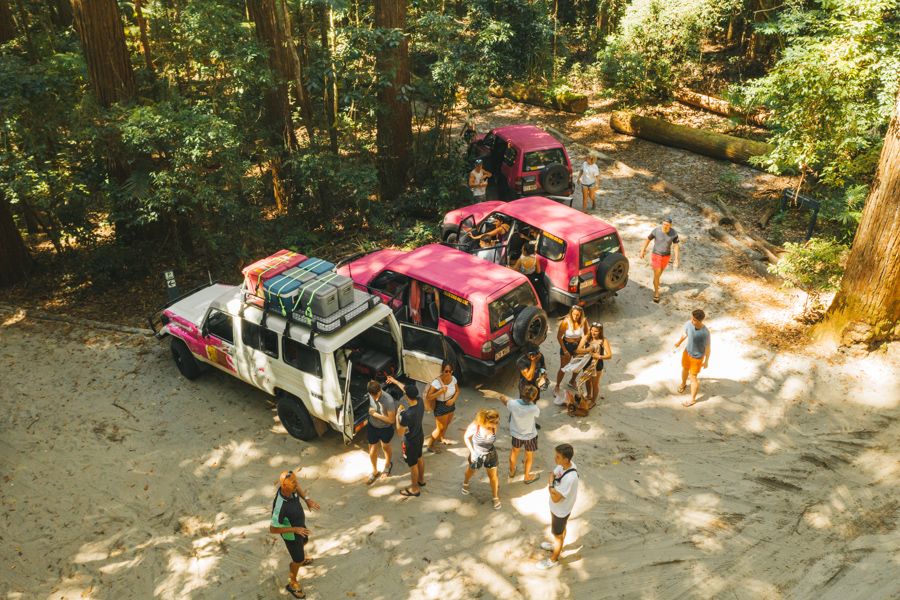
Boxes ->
[399,323,446,383]
[341,360,355,444]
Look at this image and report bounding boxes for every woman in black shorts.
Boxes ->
[425,361,459,453]
[576,322,612,403]
[461,409,502,509]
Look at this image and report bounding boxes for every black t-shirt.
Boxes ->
[517,353,546,385]
[399,400,425,443]
[271,490,306,541]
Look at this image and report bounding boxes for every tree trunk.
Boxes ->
[490,84,588,114]
[374,0,412,201]
[824,89,900,344]
[134,0,153,72]
[50,0,74,28]
[0,195,31,287]
[674,88,768,128]
[748,0,778,66]
[72,0,136,108]
[0,0,15,43]
[610,111,773,167]
[317,2,338,153]
[291,14,317,143]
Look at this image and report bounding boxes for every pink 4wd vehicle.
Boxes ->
[441,196,629,311]
[467,124,574,203]
[337,244,549,379]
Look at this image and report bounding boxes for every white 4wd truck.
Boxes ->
[150,282,448,442]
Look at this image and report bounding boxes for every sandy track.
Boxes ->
[2,130,899,599]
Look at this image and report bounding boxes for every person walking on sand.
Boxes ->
[498,384,541,484]
[578,153,601,211]
[537,444,579,571]
[462,408,502,510]
[270,470,321,598]
[469,159,491,199]
[425,361,459,453]
[555,305,588,393]
[396,383,426,497]
[365,376,402,484]
[673,309,711,407]
[639,216,680,303]
[576,322,612,403]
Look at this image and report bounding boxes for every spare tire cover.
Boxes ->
[540,163,569,195]
[511,305,549,347]
[597,252,629,290]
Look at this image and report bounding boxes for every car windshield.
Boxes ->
[523,148,566,172]
[581,233,621,268]
[488,283,536,332]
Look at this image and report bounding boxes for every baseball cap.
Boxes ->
[663,217,673,224]
[475,159,483,164]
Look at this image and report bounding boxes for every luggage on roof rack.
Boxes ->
[241,287,383,338]
[241,250,306,299]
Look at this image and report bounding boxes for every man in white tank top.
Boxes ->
[469,159,492,199]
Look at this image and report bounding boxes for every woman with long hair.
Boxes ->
[576,322,612,403]
[425,360,459,453]
[555,305,587,393]
[462,408,502,509]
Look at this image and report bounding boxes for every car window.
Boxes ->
[371,270,409,301]
[537,231,566,262]
[581,233,621,268]
[401,324,445,357]
[283,337,322,377]
[241,320,279,357]
[523,148,566,172]
[482,133,495,148]
[439,290,472,326]
[206,309,234,343]
[488,283,536,332]
[503,146,518,166]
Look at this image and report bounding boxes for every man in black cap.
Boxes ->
[469,159,491,200]
[396,382,426,497]
[639,216,680,303]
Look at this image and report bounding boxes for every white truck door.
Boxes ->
[341,359,355,444]
[399,322,446,383]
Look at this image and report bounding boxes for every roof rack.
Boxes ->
[239,286,383,349]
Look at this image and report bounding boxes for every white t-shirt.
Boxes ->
[430,376,458,402]
[470,169,487,197]
[580,162,600,185]
[550,461,579,517]
[507,399,540,440]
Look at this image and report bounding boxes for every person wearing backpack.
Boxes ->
[537,443,579,570]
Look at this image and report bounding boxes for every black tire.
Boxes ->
[540,163,569,195]
[445,231,459,245]
[277,394,318,441]
[597,252,629,290]
[170,338,203,380]
[511,306,549,347]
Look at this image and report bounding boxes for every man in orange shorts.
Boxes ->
[639,217,680,303]
[672,309,711,407]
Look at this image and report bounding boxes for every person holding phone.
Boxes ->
[537,444,579,570]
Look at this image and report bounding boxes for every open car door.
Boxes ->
[399,322,446,384]
[341,359,355,444]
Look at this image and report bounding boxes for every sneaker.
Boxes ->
[540,542,554,551]
[536,558,559,570]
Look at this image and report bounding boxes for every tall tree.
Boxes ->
[72,0,135,107]
[0,0,15,43]
[825,88,900,343]
[374,0,412,201]
[316,1,338,152]
[0,196,31,287]
[50,0,74,28]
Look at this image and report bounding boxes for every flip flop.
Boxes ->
[300,558,313,566]
[524,476,540,485]
[366,472,379,485]
[381,462,393,478]
[418,481,426,486]
[682,399,697,407]
[677,384,687,394]
[400,488,421,497]
[492,497,502,510]
[285,584,306,598]
[653,294,660,303]
[461,483,470,495]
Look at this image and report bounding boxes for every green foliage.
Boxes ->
[599,0,741,102]
[768,237,849,295]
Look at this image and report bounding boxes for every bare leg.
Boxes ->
[594,371,603,401]
[524,450,534,480]
[368,443,379,475]
[509,446,521,476]
[409,463,420,494]
[417,457,425,485]
[652,267,662,296]
[680,367,689,389]
[464,465,475,485]
[690,373,700,404]
[556,352,571,388]
[550,529,565,562]
[487,467,500,500]
[288,561,302,593]
[581,186,589,210]
[381,441,392,471]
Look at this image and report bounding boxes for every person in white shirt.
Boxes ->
[537,443,579,570]
[469,159,491,199]
[497,384,541,484]
[578,154,601,211]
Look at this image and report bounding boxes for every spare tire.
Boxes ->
[539,163,569,195]
[511,306,549,347]
[597,252,629,290]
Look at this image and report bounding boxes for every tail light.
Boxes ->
[568,275,579,293]
[481,340,493,359]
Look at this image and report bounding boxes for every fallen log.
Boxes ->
[490,84,588,114]
[674,88,769,128]
[757,201,781,228]
[709,227,773,278]
[609,111,773,167]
